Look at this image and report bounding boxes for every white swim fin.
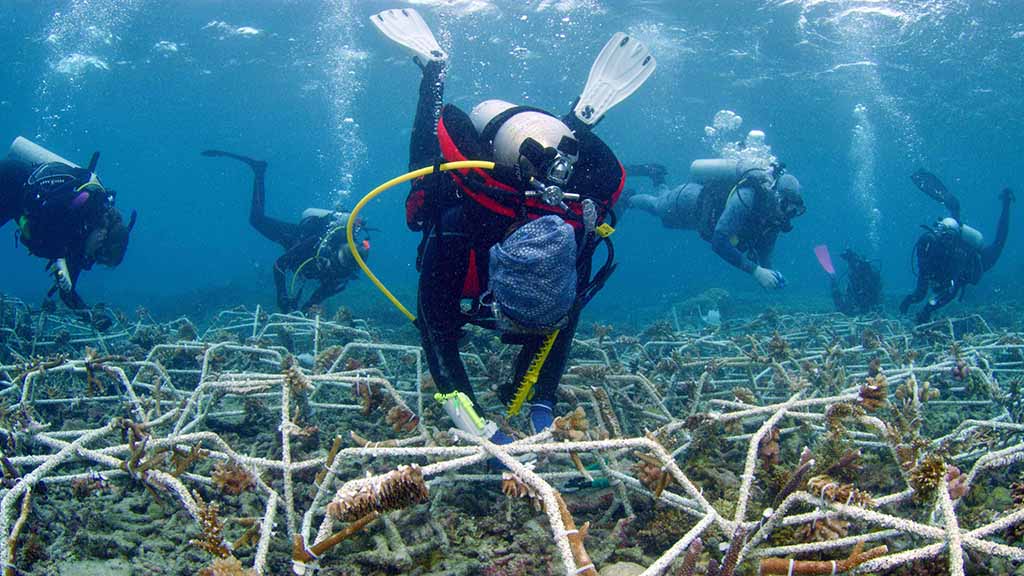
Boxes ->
[573,32,656,127]
[369,8,447,66]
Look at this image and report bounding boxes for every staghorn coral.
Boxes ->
[327,464,429,522]
[211,460,256,496]
[806,475,875,507]
[282,356,313,394]
[760,542,888,575]
[190,492,231,558]
[591,386,622,438]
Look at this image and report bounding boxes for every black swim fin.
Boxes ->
[201,149,266,171]
[911,169,960,220]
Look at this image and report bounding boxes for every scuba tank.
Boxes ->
[8,136,79,167]
[689,158,768,186]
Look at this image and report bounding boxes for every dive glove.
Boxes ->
[753,266,785,290]
[47,259,73,293]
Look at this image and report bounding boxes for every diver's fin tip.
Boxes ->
[369,8,447,65]
[572,31,656,127]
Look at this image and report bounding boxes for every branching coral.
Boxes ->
[760,542,888,575]
[190,492,231,558]
[909,453,948,502]
[327,464,429,522]
[553,407,590,442]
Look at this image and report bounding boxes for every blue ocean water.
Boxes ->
[1,0,1021,326]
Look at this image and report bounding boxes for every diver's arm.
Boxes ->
[710,231,757,273]
[710,190,758,274]
[755,231,778,269]
[272,257,297,312]
[623,163,668,188]
[57,264,87,310]
[409,60,446,170]
[917,285,957,323]
[899,241,931,314]
[981,188,1013,271]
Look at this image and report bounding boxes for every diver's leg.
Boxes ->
[417,210,474,403]
[409,60,446,170]
[628,193,661,216]
[982,189,1013,271]
[246,162,301,249]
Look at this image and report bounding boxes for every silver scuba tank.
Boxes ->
[689,158,767,186]
[8,136,79,167]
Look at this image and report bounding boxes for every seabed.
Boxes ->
[2,294,1024,575]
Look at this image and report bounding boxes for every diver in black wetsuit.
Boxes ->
[1,143,135,312]
[379,9,640,447]
[831,249,882,315]
[202,150,369,314]
[899,169,1014,324]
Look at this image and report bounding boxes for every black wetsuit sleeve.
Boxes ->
[248,165,301,250]
[410,61,445,170]
[982,192,1012,271]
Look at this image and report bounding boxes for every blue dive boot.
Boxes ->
[529,401,555,434]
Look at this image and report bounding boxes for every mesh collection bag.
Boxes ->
[488,215,577,331]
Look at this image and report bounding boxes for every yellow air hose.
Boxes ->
[346,160,496,323]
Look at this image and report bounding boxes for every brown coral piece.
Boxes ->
[211,460,256,496]
[314,345,343,374]
[760,542,888,575]
[733,387,758,405]
[552,407,590,442]
[282,357,313,394]
[501,472,544,511]
[385,404,420,433]
[909,453,947,502]
[795,517,850,542]
[858,373,888,411]
[190,492,231,558]
[352,380,380,416]
[591,386,622,438]
[633,453,673,498]
[198,556,257,576]
[327,464,429,522]
[945,465,968,500]
[758,427,780,469]
[806,475,875,507]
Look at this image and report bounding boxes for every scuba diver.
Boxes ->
[830,248,882,315]
[899,169,1013,324]
[1,137,135,311]
[202,150,369,314]
[626,154,806,290]
[370,8,653,446]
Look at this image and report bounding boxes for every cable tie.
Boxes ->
[559,529,580,537]
[572,563,595,575]
[787,558,795,576]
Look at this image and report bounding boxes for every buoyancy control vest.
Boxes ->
[432,104,625,226]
